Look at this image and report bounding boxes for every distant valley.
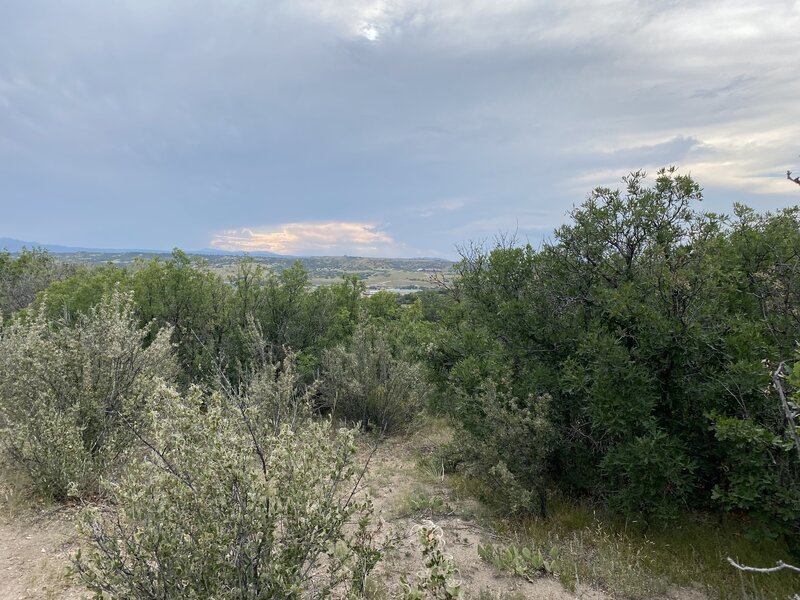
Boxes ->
[0,237,454,291]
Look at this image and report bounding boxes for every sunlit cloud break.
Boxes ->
[210,222,395,256]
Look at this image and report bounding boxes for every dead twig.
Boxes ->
[772,362,800,462]
[727,556,800,575]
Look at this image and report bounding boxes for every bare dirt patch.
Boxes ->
[361,426,713,600]
[363,430,609,599]
[0,506,84,600]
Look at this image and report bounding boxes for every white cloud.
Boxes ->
[210,222,397,255]
[359,22,380,41]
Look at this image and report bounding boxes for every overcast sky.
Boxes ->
[1,0,799,257]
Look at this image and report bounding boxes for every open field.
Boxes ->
[53,252,455,291]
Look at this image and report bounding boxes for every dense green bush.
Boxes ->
[320,319,428,434]
[426,168,800,540]
[0,290,175,500]
[447,382,556,516]
[709,358,800,547]
[75,363,385,599]
[600,428,696,522]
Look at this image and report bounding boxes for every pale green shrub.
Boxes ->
[403,520,462,600]
[0,291,175,500]
[321,320,428,434]
[74,376,386,600]
[477,542,562,581]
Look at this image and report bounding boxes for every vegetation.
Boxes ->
[0,247,77,317]
[428,169,800,547]
[477,542,562,582]
[0,291,175,500]
[403,521,463,600]
[75,360,385,600]
[45,251,453,291]
[320,318,429,434]
[0,167,798,598]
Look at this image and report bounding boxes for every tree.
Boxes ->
[0,248,77,317]
[132,249,232,385]
[426,168,800,536]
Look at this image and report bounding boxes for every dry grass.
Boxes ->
[496,494,799,599]
[412,419,798,600]
[451,482,798,600]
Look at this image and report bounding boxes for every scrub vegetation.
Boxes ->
[0,168,798,599]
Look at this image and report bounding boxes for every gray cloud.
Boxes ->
[0,0,798,256]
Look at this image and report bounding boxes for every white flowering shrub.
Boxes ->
[0,291,175,500]
[74,371,385,599]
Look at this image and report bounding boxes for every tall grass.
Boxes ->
[495,493,798,599]
[413,419,798,599]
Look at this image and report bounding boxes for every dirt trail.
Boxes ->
[0,507,84,600]
[362,429,609,600]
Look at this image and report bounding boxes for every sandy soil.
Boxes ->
[362,430,610,600]
[0,507,84,600]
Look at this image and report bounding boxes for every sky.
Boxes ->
[1,0,799,258]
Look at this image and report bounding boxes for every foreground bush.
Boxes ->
[447,382,556,516]
[321,320,428,434]
[75,363,385,599]
[0,291,175,500]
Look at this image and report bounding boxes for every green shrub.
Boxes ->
[600,428,697,522]
[321,319,428,434]
[403,520,462,600]
[446,383,556,516]
[710,362,800,547]
[75,371,386,599]
[477,541,562,581]
[0,290,175,500]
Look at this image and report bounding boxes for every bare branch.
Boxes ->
[727,556,800,575]
[773,361,800,462]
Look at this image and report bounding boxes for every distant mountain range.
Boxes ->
[0,237,284,258]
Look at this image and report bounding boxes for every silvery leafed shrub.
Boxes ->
[0,290,176,500]
[74,370,384,599]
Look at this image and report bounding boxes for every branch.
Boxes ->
[116,408,196,492]
[727,556,800,575]
[773,362,800,463]
[787,171,800,187]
